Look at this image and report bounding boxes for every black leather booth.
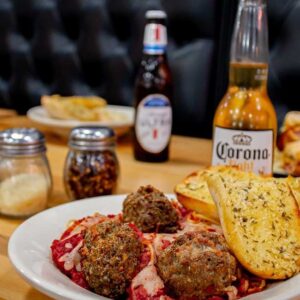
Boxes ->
[0,0,299,138]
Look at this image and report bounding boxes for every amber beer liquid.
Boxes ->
[133,10,172,162]
[212,0,277,176]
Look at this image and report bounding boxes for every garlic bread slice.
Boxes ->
[175,170,219,222]
[175,166,257,223]
[207,174,300,279]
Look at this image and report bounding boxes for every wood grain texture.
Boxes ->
[0,235,7,256]
[0,116,211,299]
[0,109,17,118]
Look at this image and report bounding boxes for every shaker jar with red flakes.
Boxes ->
[64,126,119,200]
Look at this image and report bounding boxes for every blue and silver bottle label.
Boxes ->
[135,94,172,153]
[143,24,167,55]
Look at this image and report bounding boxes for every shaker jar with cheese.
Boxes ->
[0,128,52,217]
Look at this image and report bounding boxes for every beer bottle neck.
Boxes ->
[229,0,269,89]
[143,22,167,55]
[229,62,268,89]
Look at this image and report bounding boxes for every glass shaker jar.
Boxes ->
[64,126,119,200]
[0,128,52,217]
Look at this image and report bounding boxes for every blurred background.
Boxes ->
[0,0,299,138]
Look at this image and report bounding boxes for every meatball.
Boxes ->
[156,231,237,299]
[122,185,179,233]
[80,219,143,298]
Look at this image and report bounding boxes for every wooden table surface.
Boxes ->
[0,116,212,300]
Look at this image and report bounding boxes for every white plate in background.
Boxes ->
[27,105,134,137]
[8,195,300,300]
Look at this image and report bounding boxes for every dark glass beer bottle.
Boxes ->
[211,0,277,176]
[133,10,172,162]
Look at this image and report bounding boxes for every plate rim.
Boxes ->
[7,194,300,300]
[8,194,128,300]
[27,105,134,129]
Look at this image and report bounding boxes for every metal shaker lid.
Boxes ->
[68,126,116,150]
[0,128,46,155]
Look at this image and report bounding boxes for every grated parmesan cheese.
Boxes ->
[58,240,83,271]
[0,173,49,217]
[131,265,164,296]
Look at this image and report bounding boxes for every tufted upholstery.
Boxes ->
[268,0,300,124]
[0,0,299,137]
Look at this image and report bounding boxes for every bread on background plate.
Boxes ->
[41,95,107,121]
[276,111,300,176]
[206,172,300,280]
[282,141,300,177]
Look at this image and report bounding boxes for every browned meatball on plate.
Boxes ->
[122,185,179,233]
[156,231,237,299]
[80,219,143,298]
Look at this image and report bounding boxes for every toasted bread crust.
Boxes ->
[287,176,300,207]
[176,194,219,223]
[207,173,300,280]
[175,169,218,222]
[174,166,256,223]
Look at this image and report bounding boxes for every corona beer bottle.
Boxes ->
[133,10,172,162]
[211,0,277,175]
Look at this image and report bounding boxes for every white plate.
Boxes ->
[8,195,300,300]
[27,106,134,137]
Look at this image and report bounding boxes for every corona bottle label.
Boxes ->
[212,127,273,175]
